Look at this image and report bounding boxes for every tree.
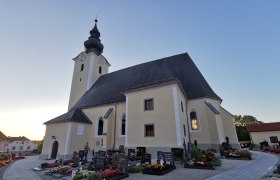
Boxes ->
[234,115,262,126]
[233,115,262,141]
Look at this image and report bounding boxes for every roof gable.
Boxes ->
[72,52,221,110]
[0,131,8,141]
[44,109,92,125]
[205,102,220,115]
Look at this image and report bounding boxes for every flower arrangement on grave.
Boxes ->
[72,170,96,180]
[192,161,210,168]
[40,162,60,168]
[144,160,173,172]
[0,153,12,168]
[48,166,73,174]
[225,150,252,160]
[63,159,73,165]
[128,165,145,173]
[189,148,220,169]
[102,169,121,178]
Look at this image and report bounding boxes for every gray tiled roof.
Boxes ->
[104,108,113,119]
[205,101,220,114]
[44,109,92,124]
[72,52,221,110]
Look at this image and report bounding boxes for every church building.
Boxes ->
[40,20,239,160]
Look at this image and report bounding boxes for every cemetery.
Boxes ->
[32,138,253,179]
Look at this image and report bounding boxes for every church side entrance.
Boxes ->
[51,141,59,159]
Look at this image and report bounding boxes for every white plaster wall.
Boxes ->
[220,107,240,148]
[175,86,189,145]
[68,123,91,154]
[250,131,280,146]
[7,141,35,152]
[41,123,69,158]
[82,103,126,151]
[125,84,178,147]
[187,98,219,144]
[68,52,110,110]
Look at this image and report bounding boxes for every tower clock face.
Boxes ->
[99,56,106,65]
[80,55,86,62]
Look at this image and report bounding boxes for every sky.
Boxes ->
[0,1,279,140]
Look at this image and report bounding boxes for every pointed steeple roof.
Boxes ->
[84,19,104,55]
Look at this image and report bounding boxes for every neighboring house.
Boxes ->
[7,136,35,153]
[247,122,280,146]
[40,20,239,160]
[0,131,8,152]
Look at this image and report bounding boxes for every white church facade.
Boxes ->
[40,20,239,160]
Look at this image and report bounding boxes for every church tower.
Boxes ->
[68,19,110,110]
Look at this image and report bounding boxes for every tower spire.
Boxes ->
[84,18,104,55]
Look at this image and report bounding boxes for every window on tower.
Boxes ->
[99,66,102,74]
[121,114,126,136]
[81,64,84,71]
[97,118,104,136]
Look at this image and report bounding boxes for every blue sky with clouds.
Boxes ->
[0,0,279,140]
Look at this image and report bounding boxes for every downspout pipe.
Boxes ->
[185,100,192,155]
[185,100,191,143]
[112,103,117,150]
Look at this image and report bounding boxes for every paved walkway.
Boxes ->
[208,151,278,180]
[0,151,278,180]
[1,156,51,180]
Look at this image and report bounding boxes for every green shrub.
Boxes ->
[87,172,102,180]
[128,165,143,173]
[191,147,202,161]
[238,150,252,160]
[209,159,221,166]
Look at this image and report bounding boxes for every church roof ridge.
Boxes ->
[71,52,221,110]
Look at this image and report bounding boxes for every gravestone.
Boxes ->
[157,151,164,161]
[162,152,175,165]
[136,147,146,156]
[71,151,80,167]
[92,156,106,170]
[87,150,93,162]
[112,153,129,174]
[78,150,85,161]
[141,153,151,164]
[96,150,106,157]
[119,145,125,154]
[171,148,184,161]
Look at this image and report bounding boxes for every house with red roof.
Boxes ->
[7,136,35,154]
[247,122,280,146]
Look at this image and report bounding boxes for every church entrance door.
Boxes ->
[51,141,59,159]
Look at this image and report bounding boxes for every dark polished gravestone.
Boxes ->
[171,148,184,161]
[136,147,146,156]
[112,153,129,174]
[157,151,175,166]
[92,156,106,170]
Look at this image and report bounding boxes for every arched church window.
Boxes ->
[121,114,126,135]
[190,111,199,130]
[99,66,102,74]
[98,118,103,136]
[81,64,84,71]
